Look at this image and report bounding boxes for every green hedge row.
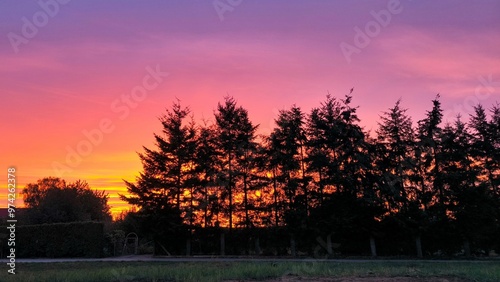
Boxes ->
[2,221,104,258]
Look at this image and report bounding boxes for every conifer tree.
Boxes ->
[415,94,444,211]
[214,96,258,230]
[195,123,222,227]
[268,105,308,213]
[122,100,197,220]
[375,99,415,213]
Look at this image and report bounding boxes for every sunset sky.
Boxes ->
[1,0,499,217]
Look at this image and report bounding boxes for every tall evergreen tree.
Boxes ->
[415,94,444,211]
[306,94,369,196]
[308,93,382,256]
[122,100,197,221]
[214,96,258,230]
[470,104,500,196]
[263,135,285,227]
[195,123,222,227]
[406,94,446,256]
[248,144,275,227]
[306,95,343,196]
[306,107,330,204]
[238,130,262,228]
[489,104,500,196]
[268,105,310,255]
[375,99,415,214]
[440,117,472,254]
[268,105,308,214]
[467,104,500,254]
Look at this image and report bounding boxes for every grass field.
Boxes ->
[5,260,500,282]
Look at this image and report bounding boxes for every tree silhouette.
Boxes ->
[23,177,110,224]
[214,96,258,231]
[375,99,415,213]
[118,94,499,257]
[266,105,310,255]
[416,94,445,211]
[307,93,382,256]
[470,104,500,196]
[122,100,196,214]
[269,105,308,217]
[195,123,222,227]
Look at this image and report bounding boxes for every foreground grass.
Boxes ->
[5,260,500,282]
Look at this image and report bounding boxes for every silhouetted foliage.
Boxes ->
[214,96,258,231]
[22,177,111,224]
[268,105,308,226]
[122,93,499,257]
[375,99,415,213]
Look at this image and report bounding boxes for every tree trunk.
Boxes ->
[288,173,293,210]
[186,238,191,256]
[220,233,225,256]
[415,235,423,258]
[176,168,181,211]
[255,237,261,255]
[243,172,249,228]
[326,233,333,255]
[204,185,209,228]
[190,186,194,227]
[273,168,279,227]
[228,152,233,232]
[464,239,471,258]
[397,156,407,209]
[319,170,324,204]
[290,236,296,257]
[370,236,377,257]
[299,144,308,214]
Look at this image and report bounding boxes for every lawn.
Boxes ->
[5,260,500,282]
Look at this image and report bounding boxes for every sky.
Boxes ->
[1,0,499,217]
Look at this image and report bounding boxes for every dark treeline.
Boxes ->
[120,93,500,257]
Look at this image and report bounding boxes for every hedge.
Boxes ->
[1,221,104,258]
